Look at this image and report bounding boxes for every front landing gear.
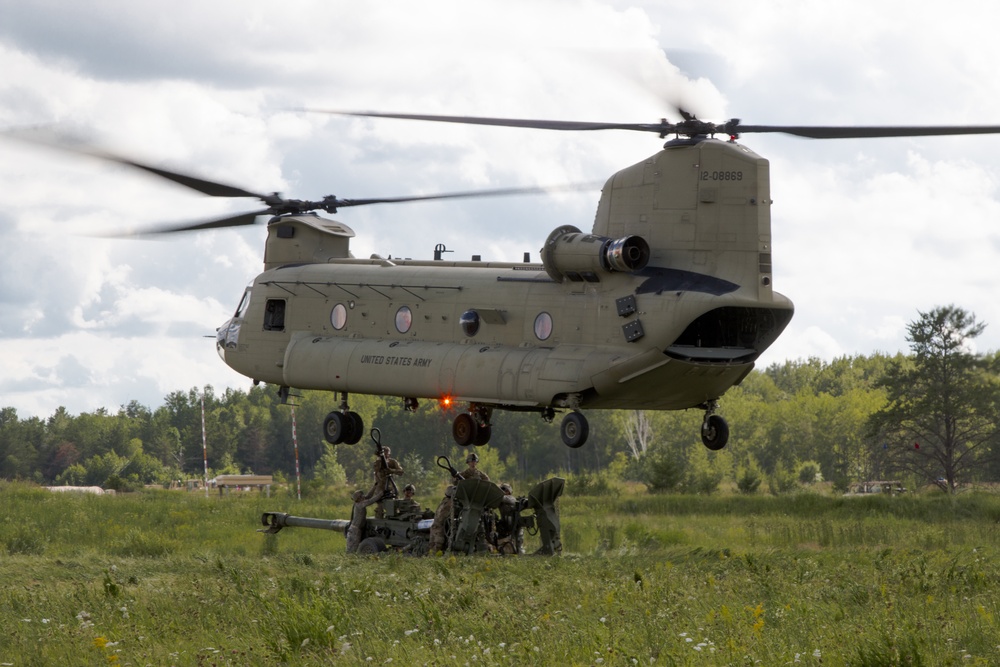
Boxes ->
[323,393,364,445]
[700,401,729,451]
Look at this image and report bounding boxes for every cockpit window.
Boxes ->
[234,287,252,318]
[263,299,286,331]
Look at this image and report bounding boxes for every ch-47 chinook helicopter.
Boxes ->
[12,113,1000,451]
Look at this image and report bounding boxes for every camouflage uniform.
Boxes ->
[365,448,404,518]
[429,454,488,552]
[393,484,421,517]
[428,486,455,553]
[346,490,377,553]
[459,453,490,482]
[497,483,524,554]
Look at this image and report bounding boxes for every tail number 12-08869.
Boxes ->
[701,170,743,181]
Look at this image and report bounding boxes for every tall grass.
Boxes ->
[2,481,999,665]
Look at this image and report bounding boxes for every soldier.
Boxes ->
[346,489,377,553]
[428,484,455,554]
[496,482,524,554]
[395,483,421,516]
[459,452,490,481]
[366,445,404,518]
[429,452,492,553]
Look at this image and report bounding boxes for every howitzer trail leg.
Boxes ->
[528,478,565,555]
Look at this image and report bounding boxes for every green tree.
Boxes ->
[868,306,1000,493]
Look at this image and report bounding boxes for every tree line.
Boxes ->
[2,306,998,494]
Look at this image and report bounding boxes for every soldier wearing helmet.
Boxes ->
[346,489,377,553]
[496,481,524,554]
[394,483,421,517]
[365,444,404,518]
[459,451,490,482]
[429,451,491,553]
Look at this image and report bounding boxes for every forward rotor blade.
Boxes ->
[91,151,265,198]
[334,182,603,208]
[122,210,270,236]
[3,127,265,198]
[733,124,1000,139]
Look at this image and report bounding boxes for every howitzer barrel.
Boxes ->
[260,511,350,534]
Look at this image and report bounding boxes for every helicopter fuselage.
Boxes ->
[216,136,794,448]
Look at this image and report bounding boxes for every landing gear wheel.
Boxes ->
[452,413,479,447]
[323,412,346,444]
[473,425,492,446]
[357,537,387,555]
[701,414,729,451]
[560,411,589,448]
[344,411,364,444]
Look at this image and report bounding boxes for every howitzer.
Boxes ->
[261,500,434,555]
[259,474,564,556]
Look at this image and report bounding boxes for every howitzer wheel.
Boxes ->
[357,537,387,555]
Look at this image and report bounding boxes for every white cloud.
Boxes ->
[2,0,1000,418]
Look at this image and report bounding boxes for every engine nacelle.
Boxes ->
[540,225,650,282]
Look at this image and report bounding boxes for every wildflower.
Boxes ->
[301,638,310,648]
[600,617,607,624]
[813,649,821,658]
[405,629,418,636]
[93,637,108,649]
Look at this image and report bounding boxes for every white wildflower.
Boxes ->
[813,649,821,658]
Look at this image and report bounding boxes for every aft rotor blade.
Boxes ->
[316,109,667,133]
[734,124,1000,139]
[316,110,1000,140]
[334,182,603,208]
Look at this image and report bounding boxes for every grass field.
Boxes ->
[2,482,999,666]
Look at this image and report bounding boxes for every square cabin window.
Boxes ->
[263,299,286,331]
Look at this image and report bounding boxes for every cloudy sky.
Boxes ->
[2,0,999,419]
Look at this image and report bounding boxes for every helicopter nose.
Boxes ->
[216,318,233,362]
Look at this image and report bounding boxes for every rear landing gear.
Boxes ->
[700,401,729,451]
[452,404,492,447]
[560,411,589,448]
[323,393,364,445]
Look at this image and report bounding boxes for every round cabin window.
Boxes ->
[331,303,347,330]
[395,306,412,333]
[534,312,553,341]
